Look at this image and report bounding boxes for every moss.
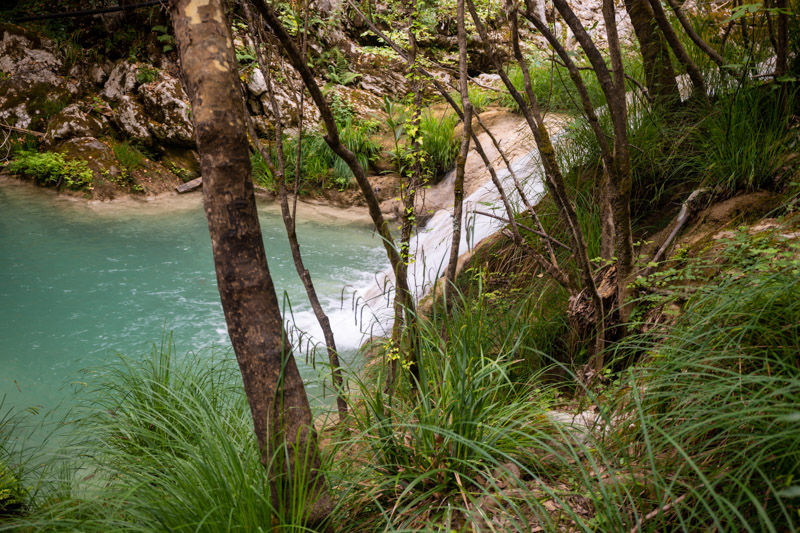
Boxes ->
[0,79,70,131]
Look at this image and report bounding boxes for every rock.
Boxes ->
[161,146,201,182]
[246,68,268,96]
[100,61,138,102]
[58,137,122,186]
[43,104,103,148]
[138,76,194,146]
[88,61,114,87]
[0,24,63,86]
[0,79,70,131]
[113,95,152,144]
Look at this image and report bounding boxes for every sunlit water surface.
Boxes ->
[0,184,387,421]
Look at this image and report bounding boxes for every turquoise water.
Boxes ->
[0,184,387,417]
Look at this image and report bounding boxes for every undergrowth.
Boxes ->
[7,150,93,190]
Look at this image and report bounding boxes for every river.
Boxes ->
[0,182,388,418]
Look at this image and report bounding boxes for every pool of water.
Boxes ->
[0,183,388,418]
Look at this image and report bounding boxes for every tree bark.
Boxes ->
[170,0,331,524]
[622,0,681,105]
[241,0,348,421]
[644,0,710,102]
[445,0,473,284]
[775,0,788,77]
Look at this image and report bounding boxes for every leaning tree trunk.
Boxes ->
[170,0,331,525]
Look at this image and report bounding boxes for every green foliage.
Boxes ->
[259,92,379,190]
[111,141,147,187]
[418,110,459,183]
[111,140,145,173]
[499,57,606,115]
[603,227,800,531]
[250,149,276,192]
[333,285,554,530]
[323,49,362,87]
[0,460,25,517]
[134,65,159,85]
[695,85,797,193]
[150,25,174,53]
[9,338,327,531]
[8,150,93,190]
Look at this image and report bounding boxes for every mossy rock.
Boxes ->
[57,136,122,199]
[43,104,104,148]
[161,146,201,183]
[0,78,71,132]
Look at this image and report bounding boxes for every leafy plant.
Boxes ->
[151,25,174,53]
[135,65,160,85]
[8,151,93,190]
[419,110,459,183]
[324,49,362,86]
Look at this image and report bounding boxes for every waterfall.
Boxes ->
[353,141,549,339]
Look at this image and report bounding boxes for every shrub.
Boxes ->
[419,110,459,183]
[8,151,93,190]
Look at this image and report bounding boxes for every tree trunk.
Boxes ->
[242,0,348,421]
[170,0,331,525]
[249,0,416,342]
[623,0,681,105]
[446,0,473,284]
[644,0,710,102]
[775,0,788,77]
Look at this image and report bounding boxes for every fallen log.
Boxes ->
[176,177,202,193]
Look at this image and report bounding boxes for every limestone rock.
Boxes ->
[139,76,194,146]
[100,61,138,102]
[0,79,70,131]
[113,95,153,144]
[43,104,103,148]
[246,68,268,96]
[58,136,122,183]
[89,61,114,87]
[0,25,62,86]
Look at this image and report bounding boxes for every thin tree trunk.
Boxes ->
[170,0,331,524]
[494,0,602,300]
[344,0,572,291]
[644,0,710,102]
[386,11,422,392]
[622,0,681,105]
[445,0,473,284]
[665,0,725,66]
[249,0,417,340]
[242,1,348,421]
[775,0,788,76]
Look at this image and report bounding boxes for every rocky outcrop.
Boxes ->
[0,25,62,86]
[100,61,138,102]
[139,77,194,146]
[43,104,104,148]
[0,79,70,131]
[59,136,122,183]
[113,95,152,144]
